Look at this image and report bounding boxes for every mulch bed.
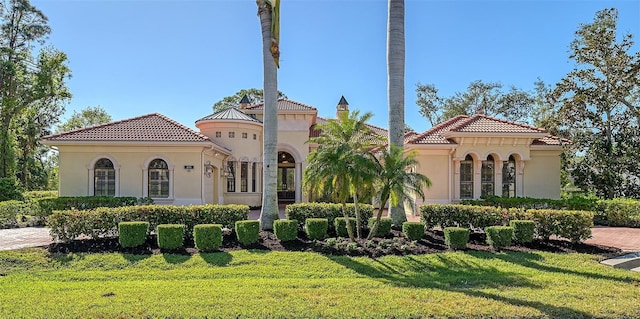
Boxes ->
[47,228,621,258]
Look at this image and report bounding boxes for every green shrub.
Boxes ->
[0,200,36,228]
[235,220,260,245]
[157,224,185,250]
[368,217,392,237]
[273,220,298,242]
[286,203,374,230]
[193,224,223,252]
[485,226,513,250]
[36,196,139,217]
[0,178,23,201]
[118,221,149,248]
[595,199,640,227]
[402,222,425,240]
[23,190,57,200]
[305,218,328,240]
[444,227,469,250]
[462,195,597,211]
[420,204,504,230]
[509,220,535,243]
[48,204,249,242]
[334,217,357,238]
[523,209,593,243]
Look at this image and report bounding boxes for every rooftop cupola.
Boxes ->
[337,95,349,118]
[239,94,251,109]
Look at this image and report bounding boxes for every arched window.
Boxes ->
[502,155,516,197]
[148,159,169,198]
[481,155,495,197]
[226,161,236,192]
[460,155,474,199]
[94,158,115,196]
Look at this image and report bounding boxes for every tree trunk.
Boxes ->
[257,0,279,230]
[387,0,406,225]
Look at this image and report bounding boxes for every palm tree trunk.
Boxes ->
[367,198,388,240]
[257,0,279,230]
[353,191,361,238]
[387,0,406,225]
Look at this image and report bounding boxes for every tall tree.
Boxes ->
[304,109,381,241]
[212,88,286,113]
[0,0,70,181]
[552,8,640,199]
[57,106,112,132]
[256,0,280,230]
[416,80,535,126]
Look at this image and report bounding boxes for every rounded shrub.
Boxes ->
[334,217,356,238]
[235,220,260,245]
[509,220,535,244]
[157,224,185,250]
[274,219,298,242]
[444,227,469,250]
[118,221,149,248]
[368,217,392,237]
[485,226,514,250]
[305,218,328,240]
[193,224,223,252]
[402,222,425,241]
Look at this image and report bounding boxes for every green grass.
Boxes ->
[1,248,639,318]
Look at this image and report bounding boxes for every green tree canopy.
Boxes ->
[212,88,286,113]
[415,80,535,126]
[552,8,640,198]
[57,106,112,132]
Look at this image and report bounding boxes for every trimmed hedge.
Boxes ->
[420,204,593,243]
[118,222,149,248]
[334,217,357,238]
[510,220,535,244]
[48,204,249,242]
[235,220,260,245]
[194,224,223,252]
[444,227,469,250]
[274,220,298,242]
[485,226,513,250]
[23,191,58,200]
[285,203,374,230]
[368,217,392,237]
[36,196,139,217]
[305,218,328,240]
[157,224,185,250]
[402,222,425,241]
[0,200,33,228]
[595,199,640,227]
[462,195,598,211]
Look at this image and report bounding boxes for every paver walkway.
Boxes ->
[2,215,640,252]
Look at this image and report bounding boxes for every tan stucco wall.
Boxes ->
[411,149,452,204]
[57,145,208,205]
[524,149,562,199]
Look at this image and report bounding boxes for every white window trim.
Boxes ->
[87,155,120,196]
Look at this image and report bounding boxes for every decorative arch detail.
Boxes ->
[87,154,120,196]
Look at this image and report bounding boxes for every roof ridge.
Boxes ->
[407,115,468,144]
[154,113,210,141]
[452,114,546,133]
[43,113,161,139]
[246,98,317,111]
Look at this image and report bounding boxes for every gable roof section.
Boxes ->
[247,98,317,111]
[309,117,389,142]
[42,113,212,143]
[196,107,262,124]
[407,114,565,146]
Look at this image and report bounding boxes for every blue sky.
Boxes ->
[32,0,639,132]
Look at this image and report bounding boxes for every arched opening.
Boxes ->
[481,155,495,197]
[94,158,115,196]
[277,151,296,202]
[502,155,516,197]
[460,154,474,199]
[148,159,169,198]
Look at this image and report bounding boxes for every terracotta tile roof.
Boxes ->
[308,117,388,142]
[247,98,317,111]
[42,113,211,143]
[449,114,546,133]
[404,131,419,143]
[532,135,571,146]
[407,115,468,145]
[196,107,262,123]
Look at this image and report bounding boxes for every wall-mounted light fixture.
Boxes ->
[204,161,214,178]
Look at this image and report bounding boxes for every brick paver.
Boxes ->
[0,227,53,251]
[585,226,640,252]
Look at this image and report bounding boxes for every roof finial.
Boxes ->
[337,95,349,117]
[239,94,251,109]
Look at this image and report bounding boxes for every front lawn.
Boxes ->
[1,249,639,318]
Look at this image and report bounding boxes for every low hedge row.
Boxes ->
[48,204,249,242]
[285,203,374,230]
[420,204,593,243]
[595,199,640,227]
[462,195,598,211]
[36,196,140,217]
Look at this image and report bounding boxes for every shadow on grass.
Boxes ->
[162,253,191,264]
[328,252,592,318]
[200,252,233,266]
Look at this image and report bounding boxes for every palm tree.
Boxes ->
[257,0,279,230]
[387,0,406,224]
[304,110,381,240]
[368,144,431,240]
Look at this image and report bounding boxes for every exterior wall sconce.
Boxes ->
[204,161,214,178]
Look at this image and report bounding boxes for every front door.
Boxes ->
[277,151,296,203]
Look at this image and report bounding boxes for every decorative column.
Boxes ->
[517,160,526,197]
[495,160,503,197]
[295,162,302,203]
[453,159,461,202]
[474,160,482,199]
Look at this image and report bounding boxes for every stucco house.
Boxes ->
[41,97,567,209]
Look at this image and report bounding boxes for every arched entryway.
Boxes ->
[277,151,296,203]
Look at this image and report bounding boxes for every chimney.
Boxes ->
[239,94,251,109]
[337,95,349,118]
